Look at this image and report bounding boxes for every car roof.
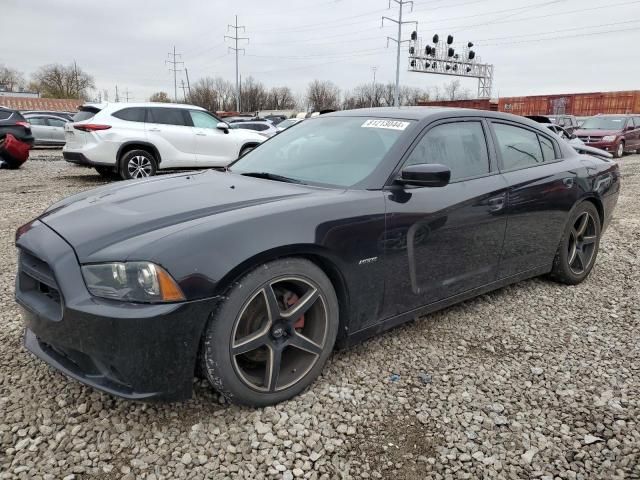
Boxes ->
[82,102,206,111]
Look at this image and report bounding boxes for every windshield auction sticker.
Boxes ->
[361,119,410,130]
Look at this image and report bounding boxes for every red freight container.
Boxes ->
[498,91,640,116]
[416,99,497,111]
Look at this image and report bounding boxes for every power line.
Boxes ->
[477,25,640,47]
[166,46,184,102]
[225,15,249,112]
[383,0,417,107]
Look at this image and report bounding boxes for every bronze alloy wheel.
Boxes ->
[567,211,598,275]
[230,276,328,393]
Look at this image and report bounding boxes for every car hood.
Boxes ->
[39,170,316,260]
[575,129,620,137]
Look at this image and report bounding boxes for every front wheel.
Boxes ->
[613,141,624,159]
[200,258,339,406]
[550,202,601,285]
[119,149,157,180]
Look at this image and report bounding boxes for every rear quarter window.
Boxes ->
[112,107,146,122]
[0,110,13,121]
[72,110,98,122]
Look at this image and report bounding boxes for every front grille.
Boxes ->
[579,136,603,143]
[18,250,63,320]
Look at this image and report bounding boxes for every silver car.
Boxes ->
[229,120,278,138]
[23,114,68,146]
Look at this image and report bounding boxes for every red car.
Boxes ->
[575,114,640,158]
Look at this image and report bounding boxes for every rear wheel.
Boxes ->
[119,149,157,180]
[550,202,601,285]
[200,258,339,406]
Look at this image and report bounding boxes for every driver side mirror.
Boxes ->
[396,163,451,188]
[217,122,230,134]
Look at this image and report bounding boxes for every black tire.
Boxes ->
[550,201,601,285]
[613,141,624,159]
[200,258,339,407]
[94,166,118,180]
[119,149,157,180]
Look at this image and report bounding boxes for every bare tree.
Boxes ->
[0,65,25,91]
[265,86,296,110]
[442,80,471,101]
[400,86,428,105]
[188,78,219,111]
[342,83,387,110]
[240,76,268,113]
[31,63,94,99]
[149,91,171,103]
[306,80,340,111]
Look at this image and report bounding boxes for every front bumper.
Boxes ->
[15,220,214,401]
[584,141,616,152]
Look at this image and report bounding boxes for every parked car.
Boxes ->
[574,114,640,158]
[22,110,75,122]
[529,117,612,158]
[62,102,266,180]
[264,115,287,125]
[548,115,579,134]
[23,113,68,146]
[16,107,620,406]
[276,118,304,131]
[0,107,34,145]
[230,120,278,137]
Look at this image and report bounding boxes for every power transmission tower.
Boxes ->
[180,79,188,102]
[166,46,184,102]
[382,0,417,107]
[370,66,378,108]
[225,15,249,112]
[185,67,192,101]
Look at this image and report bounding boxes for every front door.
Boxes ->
[189,110,239,167]
[488,120,579,278]
[380,118,508,320]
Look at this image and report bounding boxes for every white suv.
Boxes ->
[63,102,266,180]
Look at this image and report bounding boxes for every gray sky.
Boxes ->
[2,0,640,102]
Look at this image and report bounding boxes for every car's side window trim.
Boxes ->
[386,116,497,186]
[488,120,564,173]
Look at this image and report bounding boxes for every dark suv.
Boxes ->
[574,114,640,158]
[0,107,34,145]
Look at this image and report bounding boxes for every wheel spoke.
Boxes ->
[568,240,577,265]
[582,235,597,245]
[265,346,283,392]
[576,249,587,271]
[288,331,323,355]
[232,328,270,356]
[575,213,589,237]
[262,285,281,321]
[282,288,319,321]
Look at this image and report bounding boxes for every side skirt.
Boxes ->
[340,265,550,348]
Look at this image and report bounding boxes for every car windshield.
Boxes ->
[580,116,626,130]
[230,116,412,188]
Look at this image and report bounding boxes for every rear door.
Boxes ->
[146,107,196,167]
[489,121,579,278]
[45,117,67,143]
[190,110,240,166]
[27,116,49,143]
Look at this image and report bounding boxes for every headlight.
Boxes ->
[602,135,617,142]
[81,262,185,303]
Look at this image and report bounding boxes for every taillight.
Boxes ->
[15,121,30,128]
[73,124,112,132]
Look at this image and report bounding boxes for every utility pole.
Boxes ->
[185,67,192,101]
[382,0,417,107]
[115,85,120,102]
[166,46,184,102]
[370,66,378,108]
[122,88,131,102]
[225,15,249,112]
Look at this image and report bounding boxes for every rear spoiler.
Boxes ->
[571,143,613,159]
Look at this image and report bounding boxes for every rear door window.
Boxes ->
[148,108,189,126]
[28,117,47,126]
[47,118,67,127]
[112,107,146,122]
[492,123,544,171]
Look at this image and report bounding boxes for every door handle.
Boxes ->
[196,132,207,136]
[148,128,161,132]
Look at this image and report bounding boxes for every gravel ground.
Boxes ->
[1,152,639,480]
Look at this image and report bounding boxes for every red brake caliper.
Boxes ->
[284,292,305,330]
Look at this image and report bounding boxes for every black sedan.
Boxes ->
[15,108,620,406]
[0,107,34,145]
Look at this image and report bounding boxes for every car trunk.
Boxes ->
[65,106,102,148]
